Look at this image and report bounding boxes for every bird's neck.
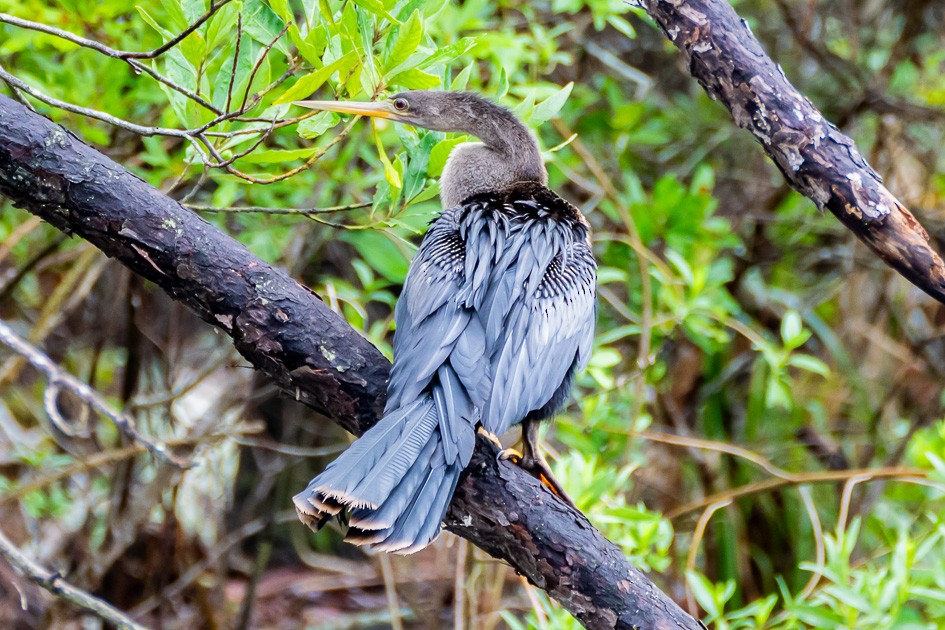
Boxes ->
[440,108,546,209]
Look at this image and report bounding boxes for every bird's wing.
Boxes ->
[478,218,597,436]
[384,208,484,466]
[385,207,471,410]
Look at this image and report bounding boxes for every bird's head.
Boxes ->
[294,91,506,134]
[295,90,546,207]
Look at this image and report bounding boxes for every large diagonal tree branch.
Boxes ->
[639,0,945,304]
[0,96,699,630]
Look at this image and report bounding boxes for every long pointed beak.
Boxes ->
[293,100,397,119]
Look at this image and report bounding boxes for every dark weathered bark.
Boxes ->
[0,95,700,630]
[640,0,945,304]
[450,445,699,629]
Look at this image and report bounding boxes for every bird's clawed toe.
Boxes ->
[496,446,523,463]
[496,449,577,510]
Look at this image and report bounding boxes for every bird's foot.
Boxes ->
[497,449,577,510]
[477,427,505,449]
[496,446,522,463]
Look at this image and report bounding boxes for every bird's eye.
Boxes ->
[392,98,409,111]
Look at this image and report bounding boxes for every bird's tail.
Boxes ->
[294,393,473,554]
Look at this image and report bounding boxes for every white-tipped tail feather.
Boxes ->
[293,392,473,553]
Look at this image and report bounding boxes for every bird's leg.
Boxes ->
[500,418,577,509]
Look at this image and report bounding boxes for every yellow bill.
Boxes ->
[293,100,397,119]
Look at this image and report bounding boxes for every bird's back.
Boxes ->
[387,181,597,436]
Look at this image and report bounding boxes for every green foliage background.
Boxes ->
[1,0,944,627]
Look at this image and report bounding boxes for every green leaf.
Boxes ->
[607,15,636,40]
[822,584,873,614]
[787,354,830,377]
[385,9,423,74]
[685,571,720,617]
[274,51,357,105]
[512,90,536,123]
[428,136,465,177]
[415,36,477,71]
[162,0,191,30]
[342,231,411,283]
[765,379,792,409]
[350,0,399,23]
[780,309,803,345]
[406,182,440,206]
[289,23,329,66]
[181,0,207,22]
[297,111,340,138]
[136,6,176,40]
[205,2,240,50]
[266,0,291,20]
[925,451,945,479]
[495,66,509,97]
[242,0,290,55]
[530,81,573,125]
[450,63,474,91]
[163,47,200,125]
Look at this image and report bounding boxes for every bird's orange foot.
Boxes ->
[496,446,523,463]
[497,449,577,509]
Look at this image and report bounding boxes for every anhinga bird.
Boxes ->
[293,91,597,553]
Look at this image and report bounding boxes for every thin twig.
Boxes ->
[239,24,291,110]
[454,538,468,630]
[0,318,189,468]
[125,0,231,59]
[685,499,732,614]
[186,201,372,216]
[225,12,243,113]
[0,527,148,630]
[0,12,226,113]
[0,64,286,147]
[217,115,359,184]
[0,215,42,267]
[637,430,792,480]
[837,473,872,534]
[798,485,826,598]
[667,467,935,520]
[377,554,404,630]
[552,121,657,424]
[0,67,195,136]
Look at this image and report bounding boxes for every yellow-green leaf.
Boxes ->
[236,147,321,164]
[267,0,291,20]
[450,63,474,91]
[373,124,401,189]
[274,52,357,105]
